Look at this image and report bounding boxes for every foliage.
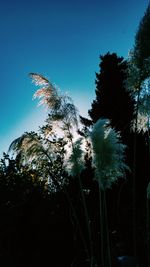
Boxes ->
[127,52,150,133]
[9,130,67,191]
[88,52,135,134]
[132,3,150,79]
[0,153,74,267]
[125,3,150,262]
[0,153,47,208]
[127,3,150,133]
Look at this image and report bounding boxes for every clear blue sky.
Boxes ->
[0,0,149,156]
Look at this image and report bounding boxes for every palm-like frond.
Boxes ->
[9,130,66,189]
[9,132,52,163]
[9,134,27,155]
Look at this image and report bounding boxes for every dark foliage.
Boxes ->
[88,52,135,135]
[0,154,74,267]
[133,3,150,79]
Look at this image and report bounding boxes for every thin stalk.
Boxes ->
[66,123,95,267]
[44,149,90,259]
[98,186,111,267]
[147,117,150,165]
[77,172,95,267]
[146,198,150,267]
[99,184,104,267]
[147,118,150,267]
[132,86,141,257]
[49,171,90,259]
[103,190,111,267]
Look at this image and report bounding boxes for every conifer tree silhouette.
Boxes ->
[88,52,135,136]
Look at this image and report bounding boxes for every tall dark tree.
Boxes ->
[132,3,150,81]
[128,2,150,124]
[128,3,150,264]
[87,53,139,263]
[88,52,135,136]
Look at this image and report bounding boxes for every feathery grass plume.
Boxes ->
[90,119,128,189]
[90,119,128,267]
[138,79,150,132]
[66,138,85,176]
[29,73,50,86]
[132,113,149,133]
[46,95,79,131]
[30,73,61,109]
[138,81,150,116]
[30,73,78,131]
[127,51,150,133]
[129,78,150,133]
[127,50,142,94]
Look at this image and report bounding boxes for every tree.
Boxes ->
[132,3,150,81]
[127,3,150,263]
[127,2,150,134]
[88,52,135,136]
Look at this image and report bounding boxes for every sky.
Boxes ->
[0,0,149,157]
